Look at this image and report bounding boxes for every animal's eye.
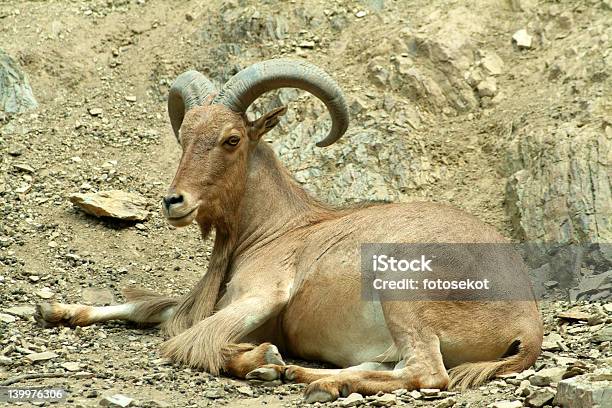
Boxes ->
[225,135,240,147]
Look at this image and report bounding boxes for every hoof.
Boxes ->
[263,344,285,366]
[304,378,348,403]
[304,388,338,404]
[284,366,298,382]
[246,367,279,381]
[34,303,65,328]
[246,366,282,381]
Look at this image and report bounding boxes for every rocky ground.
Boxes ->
[0,0,610,407]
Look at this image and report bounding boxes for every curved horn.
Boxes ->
[167,71,217,139]
[212,59,349,147]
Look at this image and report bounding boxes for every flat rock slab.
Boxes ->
[81,287,115,305]
[25,351,58,363]
[554,369,612,408]
[341,393,364,407]
[557,309,593,321]
[530,366,566,386]
[100,394,134,407]
[70,190,149,221]
[0,312,17,323]
[3,305,36,318]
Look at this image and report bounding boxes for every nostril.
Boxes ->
[163,193,184,209]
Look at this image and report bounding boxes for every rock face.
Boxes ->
[554,369,612,408]
[504,119,611,291]
[69,190,149,221]
[0,49,38,114]
[505,123,611,246]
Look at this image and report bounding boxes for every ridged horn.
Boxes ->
[167,71,217,140]
[212,59,349,147]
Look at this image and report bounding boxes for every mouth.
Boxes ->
[165,206,199,227]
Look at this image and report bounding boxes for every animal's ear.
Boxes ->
[248,106,288,140]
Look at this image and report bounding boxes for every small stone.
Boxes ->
[36,287,54,299]
[515,379,532,397]
[236,386,253,397]
[61,362,81,372]
[71,156,82,163]
[0,356,12,365]
[409,390,422,399]
[491,401,522,408]
[592,326,612,343]
[543,280,559,289]
[85,390,99,398]
[371,393,396,406]
[8,146,23,156]
[89,107,103,116]
[73,371,94,379]
[515,369,536,380]
[480,52,504,76]
[203,389,224,399]
[184,13,194,22]
[341,392,365,407]
[69,190,149,221]
[557,309,592,322]
[125,95,137,102]
[29,275,40,282]
[421,388,441,398]
[148,401,171,408]
[135,223,147,231]
[81,287,115,305]
[350,97,369,116]
[99,394,133,407]
[512,29,533,49]
[541,332,564,351]
[436,397,457,408]
[603,303,612,313]
[14,183,31,193]
[355,10,367,18]
[530,367,566,386]
[25,351,58,363]
[298,41,315,49]
[13,163,35,173]
[477,77,498,97]
[3,305,36,318]
[525,388,555,407]
[0,312,17,323]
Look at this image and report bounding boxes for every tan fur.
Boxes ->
[37,87,543,402]
[161,305,246,374]
[122,287,178,325]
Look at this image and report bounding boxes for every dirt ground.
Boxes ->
[0,0,610,407]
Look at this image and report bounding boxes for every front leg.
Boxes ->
[161,294,287,375]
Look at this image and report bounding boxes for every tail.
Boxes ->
[448,333,542,390]
[122,287,178,326]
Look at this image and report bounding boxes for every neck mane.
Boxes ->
[233,142,334,254]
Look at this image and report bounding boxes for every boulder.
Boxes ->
[554,369,612,408]
[0,49,37,114]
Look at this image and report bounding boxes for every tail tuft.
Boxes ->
[448,360,509,390]
[448,335,541,390]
